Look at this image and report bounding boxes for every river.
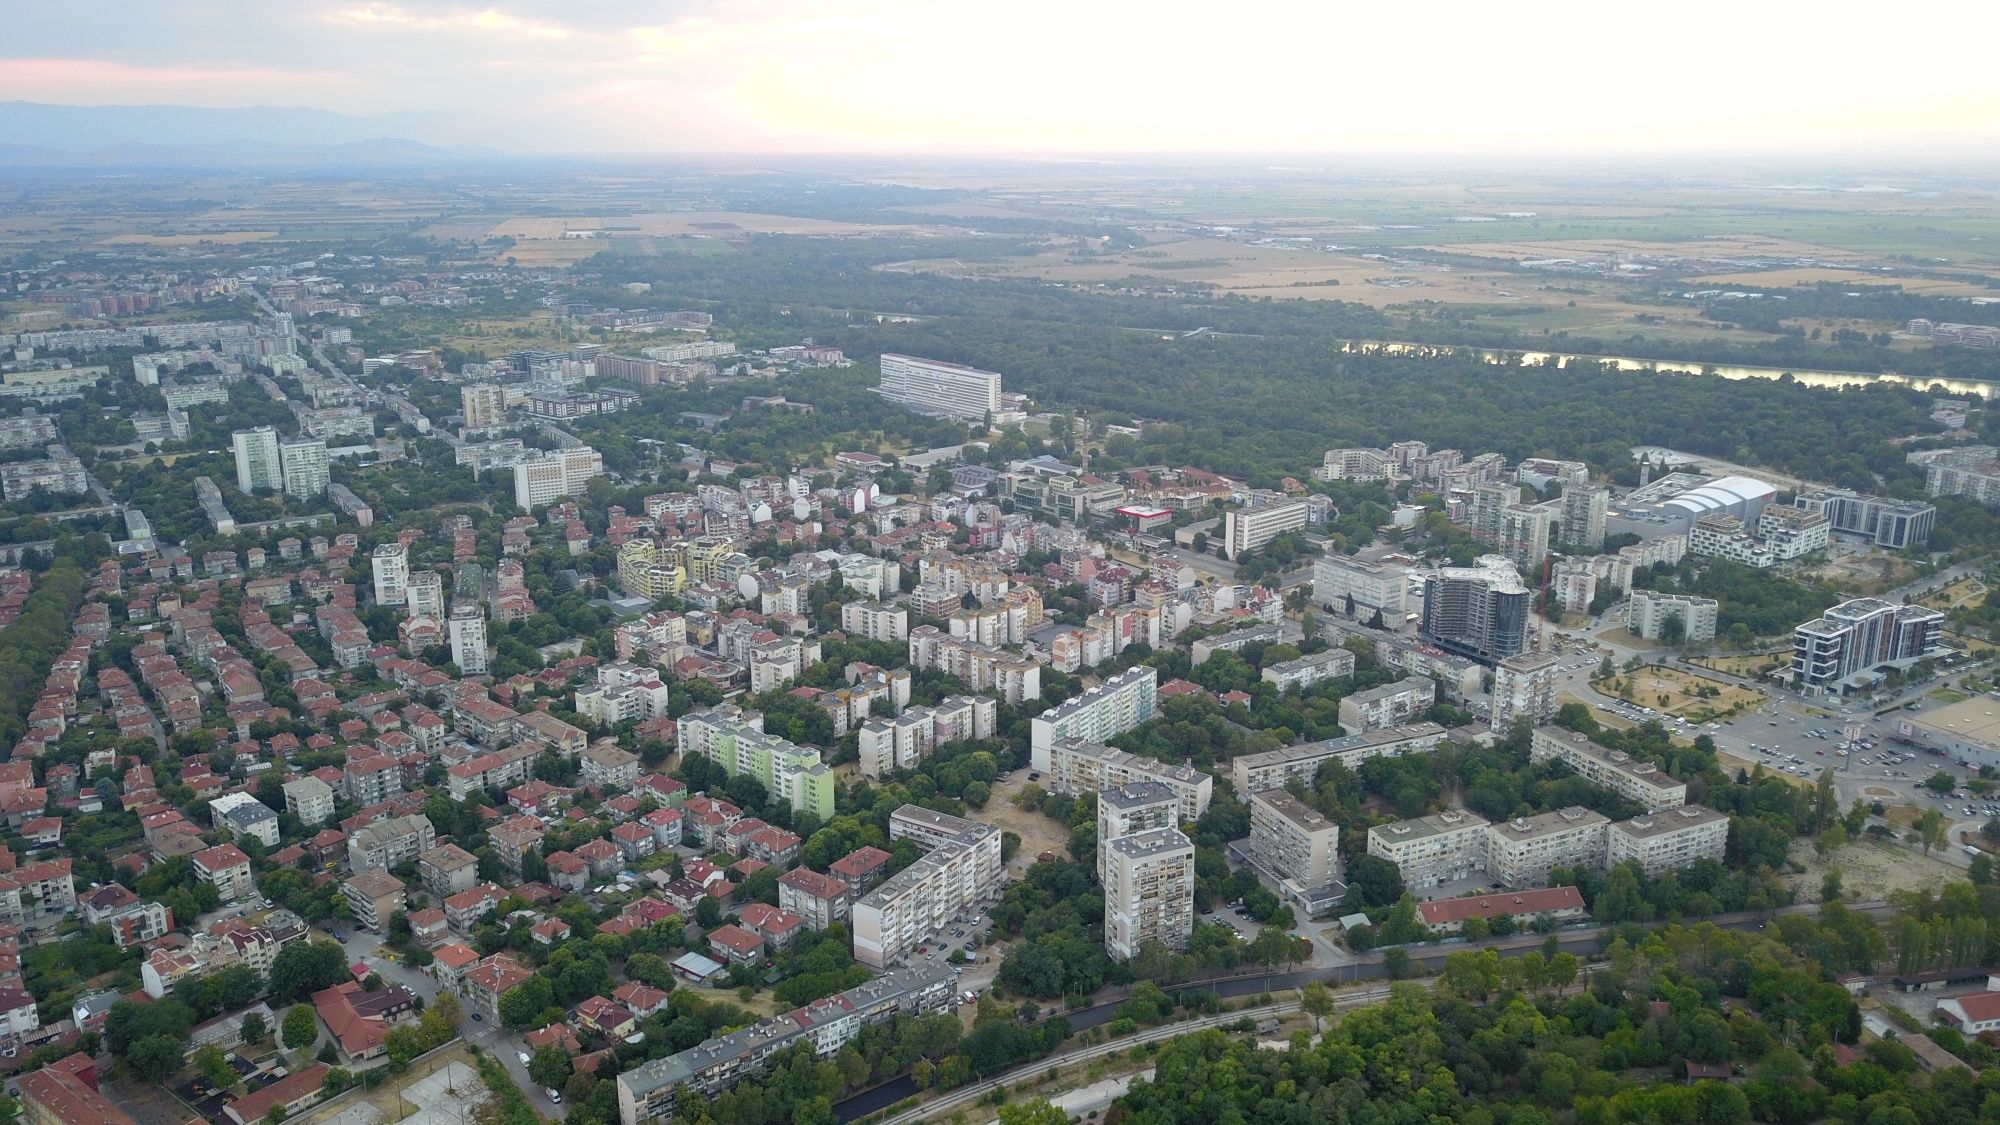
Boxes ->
[1340,340,1999,397]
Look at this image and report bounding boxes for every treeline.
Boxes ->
[575,236,1963,491]
[1112,919,1982,1125]
[0,562,85,746]
[1635,557,1845,645]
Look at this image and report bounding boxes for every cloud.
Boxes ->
[323,2,575,40]
[0,57,350,105]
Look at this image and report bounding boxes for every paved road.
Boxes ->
[838,899,1888,1121]
[328,928,560,1114]
[867,1001,1300,1125]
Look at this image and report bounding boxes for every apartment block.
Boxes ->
[449,605,489,676]
[1103,827,1195,960]
[1529,727,1687,811]
[876,353,1002,422]
[1047,738,1212,821]
[1246,789,1342,892]
[1484,806,1609,889]
[1223,498,1309,560]
[1337,676,1436,732]
[678,707,837,821]
[1030,665,1157,771]
[1489,651,1560,732]
[1558,484,1609,551]
[615,964,955,1123]
[1096,781,1181,880]
[1605,805,1730,877]
[840,601,909,643]
[1366,810,1490,889]
[1230,722,1447,793]
[513,447,604,512]
[232,427,282,493]
[852,807,1003,969]
[1627,591,1719,645]
[279,438,329,499]
[370,542,408,608]
[346,815,437,873]
[1261,649,1355,692]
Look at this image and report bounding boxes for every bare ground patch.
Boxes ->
[1786,837,1963,902]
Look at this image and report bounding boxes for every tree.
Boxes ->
[498,976,556,1030]
[241,1011,267,1045]
[1300,980,1333,1032]
[269,941,349,1005]
[996,1100,1070,1125]
[1382,947,1411,980]
[1343,855,1405,910]
[129,1033,185,1083]
[1911,808,1947,856]
[194,1045,237,1091]
[283,1004,319,1050]
[529,1044,572,1089]
[1924,772,1956,795]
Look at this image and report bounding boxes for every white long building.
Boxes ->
[1030,665,1157,771]
[876,353,1002,422]
[851,806,1003,969]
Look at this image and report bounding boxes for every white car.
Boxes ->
[518,1051,531,1065]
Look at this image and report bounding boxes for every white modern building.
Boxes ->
[232,426,283,493]
[279,437,330,499]
[449,605,489,675]
[1223,498,1309,560]
[371,542,408,607]
[1791,598,1944,695]
[513,447,604,512]
[876,353,1002,422]
[1312,555,1409,620]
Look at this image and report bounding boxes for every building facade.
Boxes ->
[1103,827,1195,960]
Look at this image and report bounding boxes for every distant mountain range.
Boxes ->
[0,101,502,165]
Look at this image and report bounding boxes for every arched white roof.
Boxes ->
[1662,476,1776,515]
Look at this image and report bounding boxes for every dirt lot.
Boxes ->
[1810,553,1917,596]
[1785,836,1963,902]
[985,772,1079,875]
[1598,665,1764,721]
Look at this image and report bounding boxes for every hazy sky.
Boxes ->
[5,0,1999,154]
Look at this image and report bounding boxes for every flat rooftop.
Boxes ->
[1612,805,1728,839]
[1906,697,2000,748]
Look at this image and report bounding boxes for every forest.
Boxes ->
[1109,914,1975,1125]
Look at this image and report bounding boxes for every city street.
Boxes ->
[326,927,562,1115]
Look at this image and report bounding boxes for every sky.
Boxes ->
[5,0,2000,155]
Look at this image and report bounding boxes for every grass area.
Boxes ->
[1928,688,1971,704]
[1692,651,1790,679]
[1919,577,1987,611]
[1597,665,1764,722]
